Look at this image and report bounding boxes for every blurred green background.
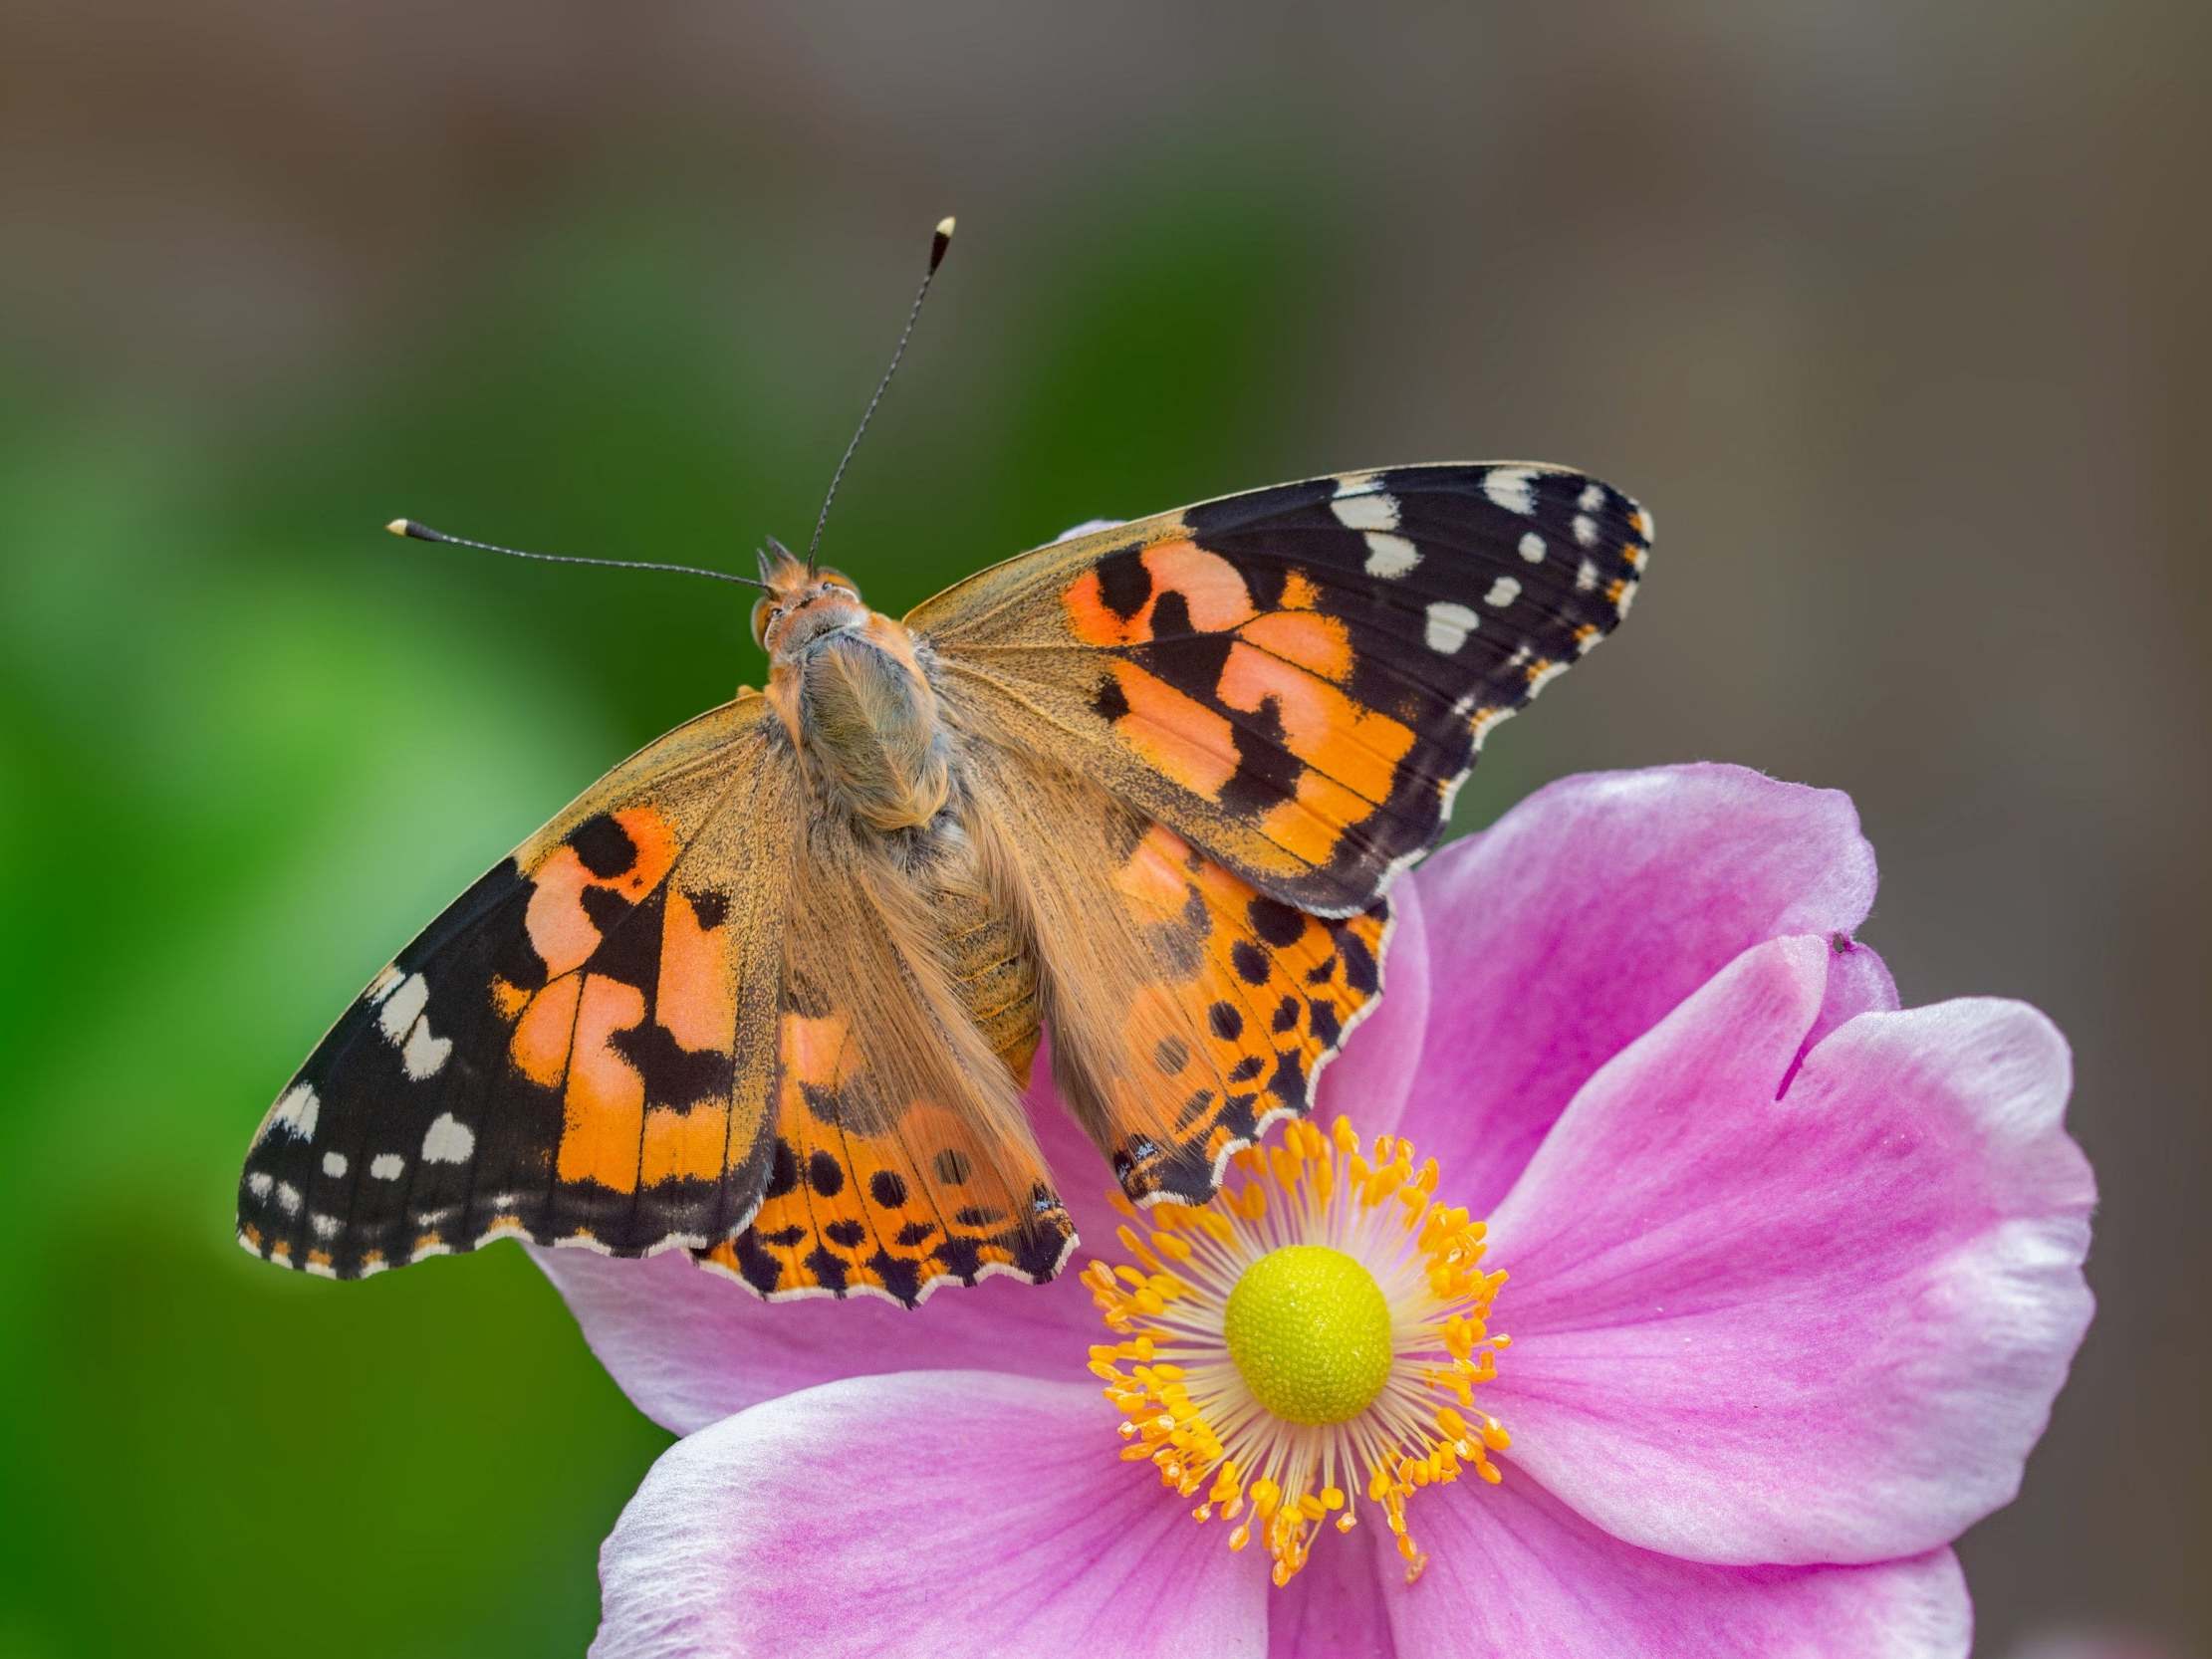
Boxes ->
[2,6,2205,1656]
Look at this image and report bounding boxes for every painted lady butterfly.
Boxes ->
[237,228,1650,1306]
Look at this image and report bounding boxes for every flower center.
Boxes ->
[1087,1116,1510,1589]
[1223,1245,1392,1424]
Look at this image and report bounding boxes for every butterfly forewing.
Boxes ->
[911,462,1649,917]
[237,695,794,1277]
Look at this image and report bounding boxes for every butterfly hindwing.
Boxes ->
[237,694,795,1277]
[695,808,1075,1305]
[912,462,1649,917]
[959,745,1389,1206]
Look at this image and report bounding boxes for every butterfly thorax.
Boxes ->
[758,568,950,835]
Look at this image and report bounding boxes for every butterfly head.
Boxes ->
[751,538,868,655]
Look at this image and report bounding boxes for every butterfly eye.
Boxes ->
[750,596,780,644]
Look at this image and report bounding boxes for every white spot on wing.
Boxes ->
[1518,532,1546,564]
[1424,601,1479,654]
[1577,558,1599,592]
[1573,514,1599,548]
[247,1171,274,1199]
[369,1153,404,1181]
[321,1151,348,1179]
[1578,482,1605,512]
[1483,577,1521,608]
[262,1082,320,1143]
[310,1212,341,1240]
[1331,490,1399,533]
[401,1022,453,1081]
[1362,533,1421,578]
[276,1181,303,1217]
[1482,468,1538,515]
[422,1113,475,1165]
[373,970,451,1080]
[375,972,430,1044]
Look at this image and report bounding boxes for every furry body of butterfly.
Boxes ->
[239,464,1650,1304]
[757,550,1188,1252]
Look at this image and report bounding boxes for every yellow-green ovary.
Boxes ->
[1223,1244,1393,1425]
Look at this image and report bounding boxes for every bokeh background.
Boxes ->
[3,5,2205,1655]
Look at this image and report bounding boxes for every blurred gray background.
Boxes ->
[2,4,2204,1654]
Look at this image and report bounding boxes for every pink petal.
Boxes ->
[1385,1475,1969,1659]
[536,1241,1103,1439]
[536,1045,1125,1438]
[1783,935,1898,1092]
[592,1371,1266,1659]
[1400,764,1878,1212]
[1314,875,1431,1143]
[1268,1517,1393,1659]
[1484,937,2093,1565]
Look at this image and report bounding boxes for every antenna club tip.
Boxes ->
[385,518,412,537]
[930,215,956,270]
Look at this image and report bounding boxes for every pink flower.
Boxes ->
[539,765,2093,1658]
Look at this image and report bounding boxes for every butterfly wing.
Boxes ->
[909,463,1649,917]
[237,692,798,1278]
[913,462,1647,1200]
[695,807,1075,1305]
[961,741,1389,1205]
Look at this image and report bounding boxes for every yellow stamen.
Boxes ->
[1087,1117,1510,1588]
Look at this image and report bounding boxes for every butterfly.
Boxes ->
[237,461,1648,1304]
[236,231,1650,1307]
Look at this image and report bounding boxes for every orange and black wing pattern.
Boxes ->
[911,463,1650,918]
[237,694,795,1278]
[972,750,1392,1207]
[694,811,1076,1305]
[691,981,1075,1304]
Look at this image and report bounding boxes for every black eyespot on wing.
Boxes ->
[1246,896,1307,948]
[570,813,638,879]
[1093,673,1132,723]
[869,1170,909,1209]
[1095,543,1153,619]
[763,1138,800,1199]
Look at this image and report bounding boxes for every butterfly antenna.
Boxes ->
[806,215,956,575]
[385,520,770,591]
